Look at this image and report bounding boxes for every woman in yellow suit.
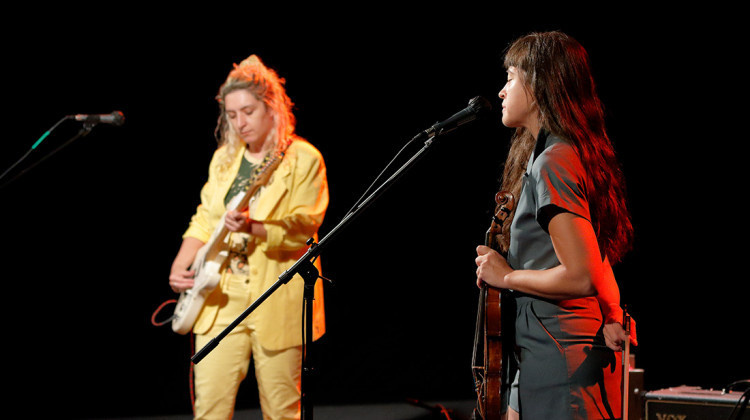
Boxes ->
[169,55,328,420]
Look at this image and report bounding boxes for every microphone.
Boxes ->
[71,111,125,126]
[421,96,491,139]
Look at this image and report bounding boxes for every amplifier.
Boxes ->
[644,385,748,420]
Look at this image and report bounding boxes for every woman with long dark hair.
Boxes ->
[475,31,635,419]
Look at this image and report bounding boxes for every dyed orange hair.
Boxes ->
[214,55,296,168]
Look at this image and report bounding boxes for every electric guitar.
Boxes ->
[171,151,285,335]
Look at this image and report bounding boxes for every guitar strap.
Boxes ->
[247,141,292,211]
[226,141,291,214]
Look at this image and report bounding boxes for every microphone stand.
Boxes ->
[1,117,95,189]
[191,128,449,420]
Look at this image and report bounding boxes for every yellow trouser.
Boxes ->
[193,272,302,420]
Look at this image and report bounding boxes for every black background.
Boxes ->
[1,6,746,419]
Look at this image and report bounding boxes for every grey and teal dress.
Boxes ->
[506,130,622,419]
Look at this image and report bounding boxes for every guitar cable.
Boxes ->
[151,299,177,327]
[149,298,196,413]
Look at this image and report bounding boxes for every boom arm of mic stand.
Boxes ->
[0,116,75,187]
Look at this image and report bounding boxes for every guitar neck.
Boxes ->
[200,151,286,261]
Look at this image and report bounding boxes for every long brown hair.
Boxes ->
[499,31,632,264]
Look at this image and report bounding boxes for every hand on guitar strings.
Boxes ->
[225,209,253,233]
[169,269,196,293]
[225,210,268,239]
[168,237,204,293]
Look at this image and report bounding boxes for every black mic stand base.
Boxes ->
[298,257,320,420]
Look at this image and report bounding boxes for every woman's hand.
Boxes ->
[169,267,195,293]
[224,210,268,239]
[225,209,252,233]
[603,316,638,351]
[168,237,204,293]
[475,245,513,288]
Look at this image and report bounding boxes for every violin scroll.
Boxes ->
[493,191,515,226]
[486,191,515,251]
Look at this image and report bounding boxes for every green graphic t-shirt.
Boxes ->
[224,155,259,207]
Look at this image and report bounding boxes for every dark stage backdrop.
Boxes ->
[1,8,745,419]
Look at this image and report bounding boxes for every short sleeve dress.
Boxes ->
[506,130,622,420]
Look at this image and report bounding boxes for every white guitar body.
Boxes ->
[171,218,231,335]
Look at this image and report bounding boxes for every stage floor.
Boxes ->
[97,399,476,420]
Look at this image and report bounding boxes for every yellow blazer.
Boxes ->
[184,138,328,350]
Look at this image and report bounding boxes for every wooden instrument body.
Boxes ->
[478,284,503,419]
[473,191,514,420]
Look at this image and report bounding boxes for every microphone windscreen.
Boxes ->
[469,96,492,113]
[112,111,125,126]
